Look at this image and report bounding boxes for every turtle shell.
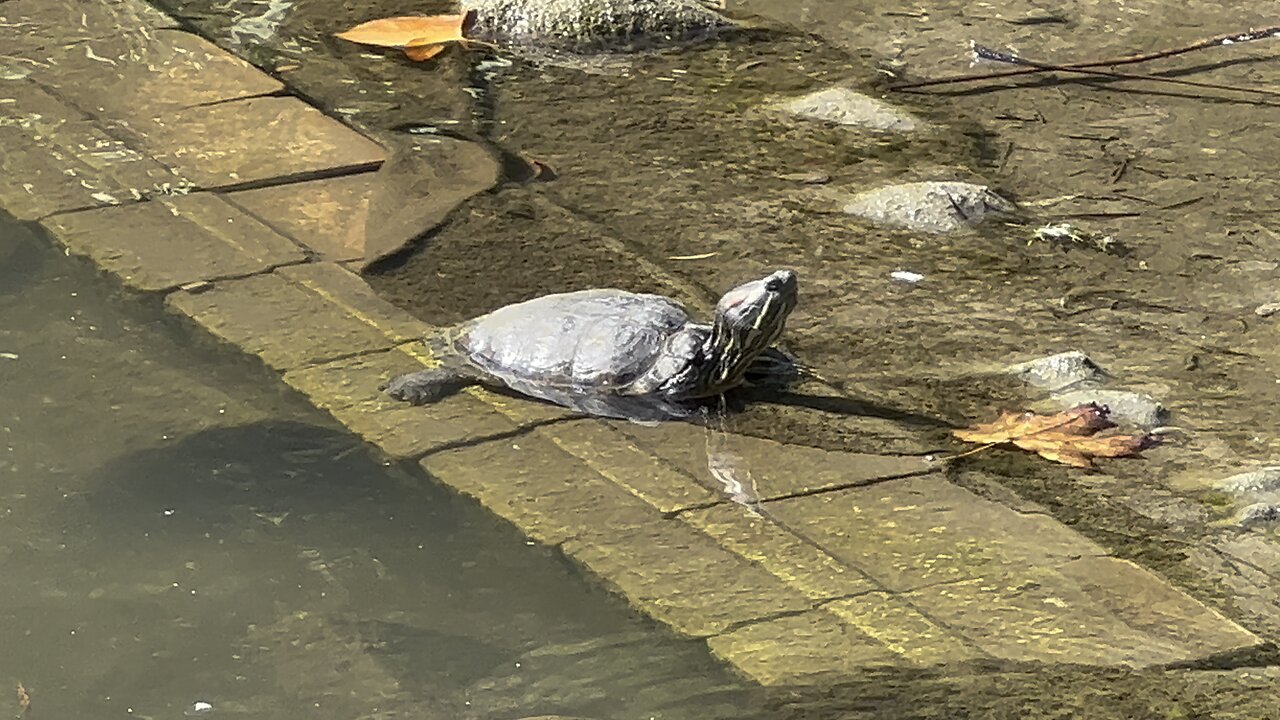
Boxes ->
[458,289,695,406]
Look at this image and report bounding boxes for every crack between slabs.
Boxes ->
[35,161,385,223]
[414,415,587,461]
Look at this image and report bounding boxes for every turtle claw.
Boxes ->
[384,369,472,406]
[384,373,434,405]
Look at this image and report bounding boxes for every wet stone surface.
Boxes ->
[841,181,1016,234]
[773,86,922,133]
[43,193,306,290]
[461,0,730,53]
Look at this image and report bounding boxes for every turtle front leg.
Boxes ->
[382,369,477,405]
[743,348,817,388]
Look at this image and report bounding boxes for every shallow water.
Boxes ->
[0,215,770,719]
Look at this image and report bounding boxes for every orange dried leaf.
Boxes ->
[952,403,1113,444]
[953,404,1155,469]
[335,14,466,49]
[1010,436,1097,468]
[403,43,447,61]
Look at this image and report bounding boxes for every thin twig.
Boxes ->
[890,24,1280,90]
[936,442,998,463]
[971,43,1280,98]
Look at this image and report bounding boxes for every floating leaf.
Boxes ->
[953,403,1156,469]
[403,42,447,61]
[336,14,467,61]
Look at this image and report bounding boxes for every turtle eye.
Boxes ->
[764,278,783,292]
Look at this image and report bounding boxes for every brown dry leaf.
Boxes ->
[403,43,447,61]
[952,403,1113,444]
[953,403,1155,469]
[335,14,467,56]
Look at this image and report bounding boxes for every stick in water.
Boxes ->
[968,43,1280,99]
[890,25,1280,91]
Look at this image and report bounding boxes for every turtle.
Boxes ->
[383,270,799,422]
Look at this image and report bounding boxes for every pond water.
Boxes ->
[0,215,770,719]
[11,0,1280,716]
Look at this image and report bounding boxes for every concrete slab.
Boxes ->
[544,420,721,512]
[1,0,178,52]
[168,266,407,371]
[824,593,984,665]
[616,421,936,500]
[274,263,428,345]
[422,432,816,636]
[282,346,526,459]
[706,609,900,685]
[44,193,305,291]
[22,29,282,117]
[907,557,1264,667]
[0,80,187,219]
[225,139,501,266]
[682,504,878,601]
[767,474,1107,592]
[561,518,818,637]
[126,96,385,188]
[228,174,374,263]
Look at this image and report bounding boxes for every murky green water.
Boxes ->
[0,214,773,719]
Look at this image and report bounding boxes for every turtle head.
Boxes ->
[700,270,798,395]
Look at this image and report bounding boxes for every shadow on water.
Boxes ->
[10,414,772,719]
[0,210,47,296]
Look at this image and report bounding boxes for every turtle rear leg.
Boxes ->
[383,368,478,405]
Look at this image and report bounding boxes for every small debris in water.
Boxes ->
[185,700,214,716]
[180,280,214,294]
[16,682,30,715]
[667,252,719,261]
[1030,222,1122,255]
[778,171,830,184]
[1254,301,1280,318]
[890,270,924,284]
[0,352,17,360]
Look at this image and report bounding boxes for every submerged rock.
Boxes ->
[1233,502,1280,528]
[841,181,1015,234]
[1215,467,1280,498]
[461,0,728,52]
[775,87,920,133]
[1006,350,1107,393]
[1052,388,1168,429]
[1254,301,1280,318]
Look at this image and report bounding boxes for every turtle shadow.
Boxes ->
[731,386,955,430]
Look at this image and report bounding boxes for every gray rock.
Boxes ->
[1006,350,1107,393]
[1053,388,1168,429]
[1215,467,1280,497]
[1233,502,1280,528]
[775,87,920,133]
[1254,301,1280,318]
[841,181,1015,234]
[461,0,727,51]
